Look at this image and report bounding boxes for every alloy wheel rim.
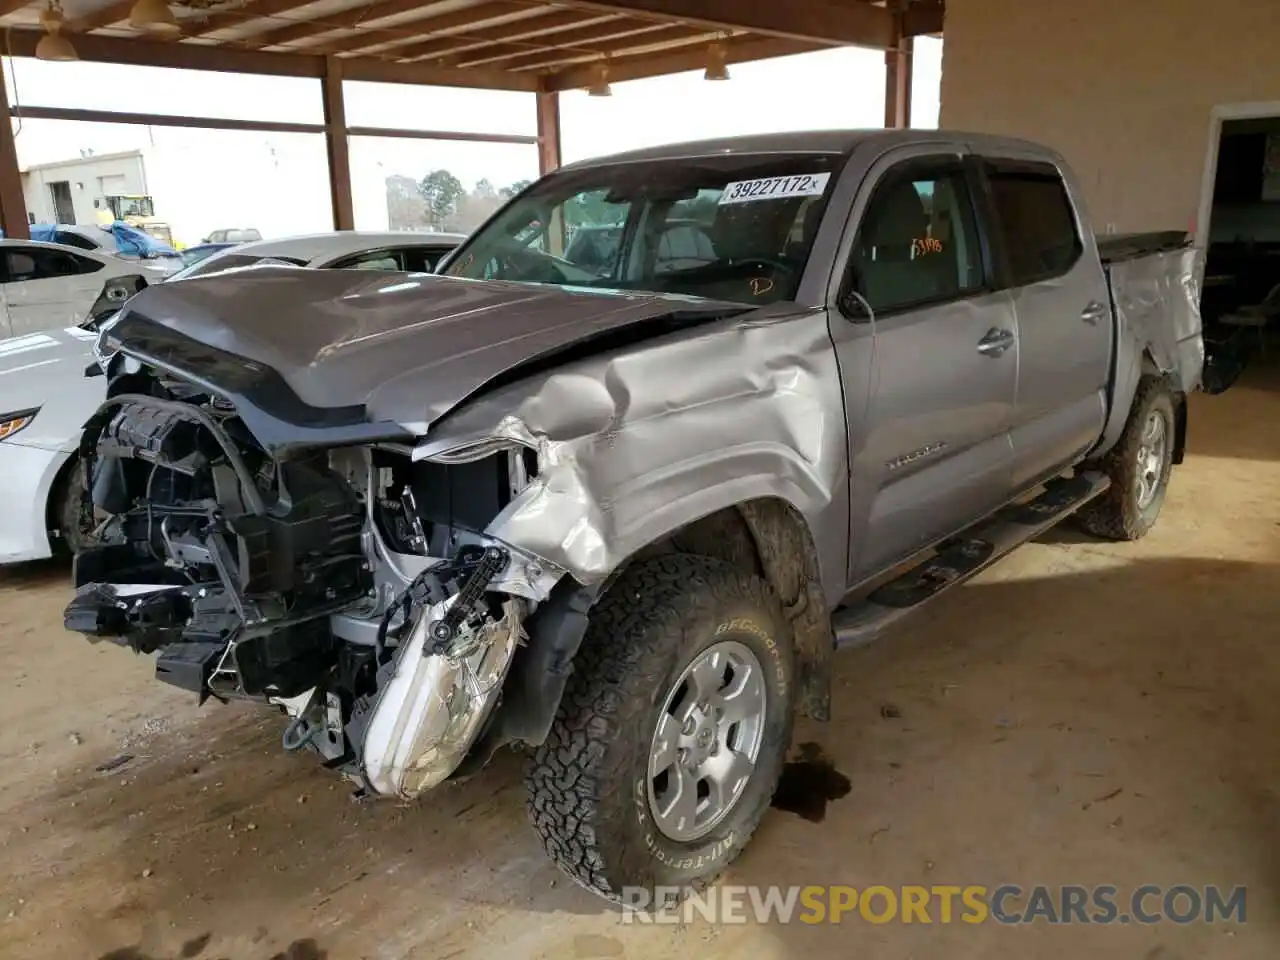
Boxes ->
[646,639,768,843]
[1135,409,1168,510]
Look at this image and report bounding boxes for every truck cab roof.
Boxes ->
[561,129,1064,170]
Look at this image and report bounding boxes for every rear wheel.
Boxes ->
[1076,377,1176,540]
[525,554,795,902]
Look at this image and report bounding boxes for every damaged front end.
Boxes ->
[63,367,557,799]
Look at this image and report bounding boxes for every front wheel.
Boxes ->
[1076,377,1177,540]
[525,555,795,901]
[53,458,98,555]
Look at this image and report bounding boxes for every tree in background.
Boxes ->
[419,169,465,230]
[500,179,533,200]
[385,172,536,232]
[385,174,427,229]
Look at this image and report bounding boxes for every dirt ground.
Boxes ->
[3,366,1280,960]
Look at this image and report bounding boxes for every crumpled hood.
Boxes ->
[105,265,744,436]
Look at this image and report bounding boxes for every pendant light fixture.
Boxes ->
[704,38,730,81]
[129,0,181,36]
[586,60,612,97]
[36,2,78,62]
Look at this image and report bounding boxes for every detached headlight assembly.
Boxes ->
[0,407,38,442]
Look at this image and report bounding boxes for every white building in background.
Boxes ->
[17,130,335,247]
[21,149,150,227]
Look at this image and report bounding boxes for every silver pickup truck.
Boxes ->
[63,130,1203,902]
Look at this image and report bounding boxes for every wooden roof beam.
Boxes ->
[904,0,944,37]
[4,27,538,90]
[552,0,893,49]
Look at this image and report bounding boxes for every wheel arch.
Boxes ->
[1094,346,1187,463]
[458,497,834,774]
[43,449,81,553]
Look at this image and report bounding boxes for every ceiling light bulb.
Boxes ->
[587,61,612,97]
[129,0,181,36]
[704,41,729,81]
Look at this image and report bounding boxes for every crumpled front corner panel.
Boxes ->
[420,309,850,600]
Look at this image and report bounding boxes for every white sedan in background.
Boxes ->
[0,231,464,564]
[0,238,149,339]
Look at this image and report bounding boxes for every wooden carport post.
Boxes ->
[536,90,562,175]
[0,64,29,240]
[322,55,355,231]
[884,0,914,129]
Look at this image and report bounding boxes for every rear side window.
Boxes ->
[985,161,1083,286]
[5,247,103,281]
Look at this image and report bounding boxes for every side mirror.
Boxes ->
[837,275,873,322]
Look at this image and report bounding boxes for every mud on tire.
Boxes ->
[1075,376,1177,540]
[525,554,795,902]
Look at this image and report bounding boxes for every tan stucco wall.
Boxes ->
[939,0,1280,233]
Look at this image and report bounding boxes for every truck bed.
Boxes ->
[1100,233,1205,395]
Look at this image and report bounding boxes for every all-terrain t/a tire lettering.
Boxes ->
[525,554,796,901]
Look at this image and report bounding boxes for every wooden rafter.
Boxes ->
[390,10,614,63]
[551,0,893,48]
[185,0,330,39]
[315,1,545,56]
[0,0,35,18]
[542,32,820,90]
[494,21,693,71]
[68,0,134,33]
[245,0,477,50]
[516,26,714,72]
[460,17,675,69]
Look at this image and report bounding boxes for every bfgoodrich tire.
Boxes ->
[525,554,795,902]
[1076,377,1177,540]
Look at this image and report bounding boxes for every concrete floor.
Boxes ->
[1,365,1279,960]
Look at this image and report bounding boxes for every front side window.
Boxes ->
[985,161,1082,286]
[444,153,845,305]
[54,231,99,251]
[335,250,405,271]
[849,163,984,314]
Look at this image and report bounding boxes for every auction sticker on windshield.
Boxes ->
[719,172,831,205]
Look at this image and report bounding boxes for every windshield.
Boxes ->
[168,252,308,282]
[443,152,845,305]
[113,196,156,218]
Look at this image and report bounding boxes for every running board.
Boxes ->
[830,472,1111,650]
